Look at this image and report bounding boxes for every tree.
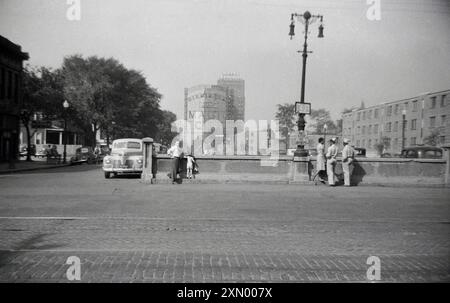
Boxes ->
[275,103,296,144]
[307,108,338,135]
[61,55,169,147]
[155,110,177,146]
[21,66,63,161]
[424,129,443,146]
[374,136,391,156]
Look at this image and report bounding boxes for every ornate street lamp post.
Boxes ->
[289,11,324,157]
[62,100,69,164]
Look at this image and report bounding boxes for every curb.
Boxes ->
[0,163,71,175]
[139,178,448,188]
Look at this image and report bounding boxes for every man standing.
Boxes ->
[167,141,182,184]
[341,138,355,187]
[326,138,338,186]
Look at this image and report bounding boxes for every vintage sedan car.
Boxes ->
[400,146,443,159]
[102,138,143,178]
[70,146,96,165]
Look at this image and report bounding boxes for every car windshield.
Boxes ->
[113,141,141,149]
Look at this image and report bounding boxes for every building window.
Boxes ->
[386,106,392,116]
[368,110,372,119]
[362,125,366,135]
[0,68,4,99]
[395,104,399,115]
[404,102,409,110]
[394,138,398,149]
[374,109,379,118]
[430,116,436,128]
[374,124,379,134]
[357,113,360,121]
[430,96,436,109]
[368,139,372,148]
[441,95,447,107]
[357,126,361,134]
[362,111,366,120]
[441,115,446,126]
[412,100,418,112]
[394,121,398,132]
[362,139,365,147]
[439,136,445,145]
[14,74,19,104]
[356,140,360,147]
[385,122,392,132]
[411,119,417,130]
[411,137,416,145]
[7,70,13,99]
[368,125,372,135]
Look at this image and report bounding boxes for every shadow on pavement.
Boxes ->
[0,233,64,269]
[16,164,102,174]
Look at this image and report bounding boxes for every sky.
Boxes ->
[1,0,449,121]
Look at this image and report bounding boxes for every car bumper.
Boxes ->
[103,167,142,173]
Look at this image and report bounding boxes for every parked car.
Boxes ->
[400,146,443,159]
[102,138,143,178]
[353,147,366,157]
[70,146,96,164]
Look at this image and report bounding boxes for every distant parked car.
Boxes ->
[70,146,96,165]
[400,146,443,159]
[102,138,143,178]
[353,147,366,157]
[381,152,392,158]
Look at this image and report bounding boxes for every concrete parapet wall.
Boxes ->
[155,155,448,186]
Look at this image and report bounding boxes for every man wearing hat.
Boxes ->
[326,137,338,186]
[342,138,355,187]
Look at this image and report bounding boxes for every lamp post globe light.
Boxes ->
[323,123,328,147]
[289,11,324,157]
[63,100,69,164]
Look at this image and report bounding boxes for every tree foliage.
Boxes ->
[60,55,176,146]
[424,129,442,146]
[21,66,64,160]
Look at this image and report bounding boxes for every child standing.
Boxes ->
[186,154,195,179]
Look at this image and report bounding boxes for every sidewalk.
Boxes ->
[0,158,69,174]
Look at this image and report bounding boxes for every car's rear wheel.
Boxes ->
[104,172,111,179]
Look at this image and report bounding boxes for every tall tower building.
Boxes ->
[217,73,245,121]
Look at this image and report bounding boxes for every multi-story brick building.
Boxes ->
[0,35,29,163]
[184,84,228,126]
[342,90,450,156]
[217,74,245,121]
[184,74,245,125]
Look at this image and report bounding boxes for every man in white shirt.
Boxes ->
[167,141,182,184]
[341,138,355,187]
[326,138,338,186]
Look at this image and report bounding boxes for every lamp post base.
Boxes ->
[293,145,308,157]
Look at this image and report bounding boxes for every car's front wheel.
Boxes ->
[104,172,111,179]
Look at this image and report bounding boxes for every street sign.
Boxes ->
[295,102,311,114]
[31,120,52,129]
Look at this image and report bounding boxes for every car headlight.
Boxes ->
[136,159,143,164]
[104,159,111,164]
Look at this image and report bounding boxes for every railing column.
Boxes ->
[141,137,154,184]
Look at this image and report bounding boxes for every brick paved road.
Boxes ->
[0,165,449,282]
